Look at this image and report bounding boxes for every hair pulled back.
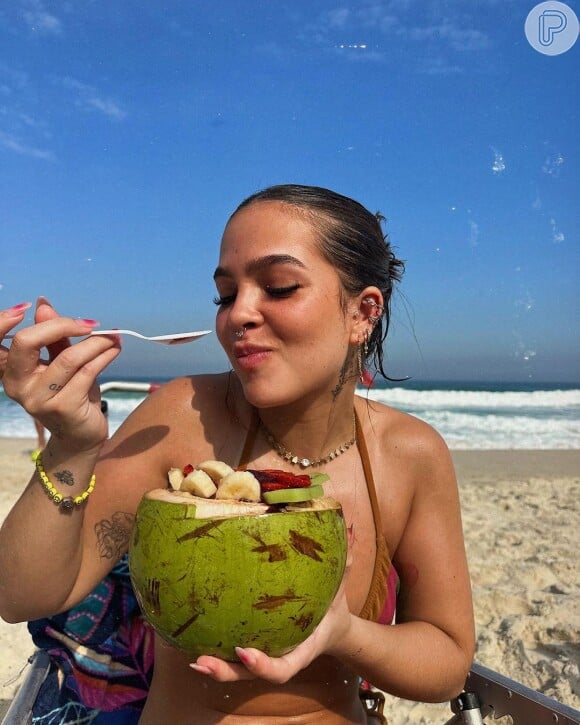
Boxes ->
[233,184,405,381]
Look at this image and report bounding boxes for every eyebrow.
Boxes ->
[213,254,307,279]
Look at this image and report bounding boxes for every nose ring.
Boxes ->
[234,326,246,339]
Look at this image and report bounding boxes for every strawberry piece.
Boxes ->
[183,464,194,476]
[260,482,290,492]
[247,469,311,489]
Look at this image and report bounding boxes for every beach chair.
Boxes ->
[445,663,580,724]
[4,649,580,725]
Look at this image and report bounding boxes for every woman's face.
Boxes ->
[214,201,357,409]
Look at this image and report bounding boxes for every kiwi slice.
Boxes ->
[262,484,324,505]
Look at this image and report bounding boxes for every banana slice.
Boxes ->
[180,469,218,498]
[197,460,235,483]
[167,467,185,491]
[216,471,261,502]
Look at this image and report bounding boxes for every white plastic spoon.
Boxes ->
[5,329,212,345]
[89,329,212,345]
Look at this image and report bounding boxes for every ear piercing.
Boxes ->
[363,297,383,323]
[234,326,246,339]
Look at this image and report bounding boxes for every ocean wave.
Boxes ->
[2,388,579,449]
[417,411,580,449]
[364,387,580,411]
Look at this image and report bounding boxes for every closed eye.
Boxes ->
[265,284,300,298]
[213,284,300,307]
[213,293,235,307]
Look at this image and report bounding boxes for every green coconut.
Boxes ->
[129,489,347,661]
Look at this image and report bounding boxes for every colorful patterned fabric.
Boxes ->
[27,556,154,724]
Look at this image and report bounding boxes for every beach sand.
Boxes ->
[0,438,578,723]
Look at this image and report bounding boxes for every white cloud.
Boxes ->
[304,2,491,71]
[550,218,565,244]
[0,129,54,160]
[61,77,127,120]
[23,9,62,35]
[20,0,62,36]
[405,20,490,52]
[84,95,127,120]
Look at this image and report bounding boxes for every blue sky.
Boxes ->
[1,0,578,383]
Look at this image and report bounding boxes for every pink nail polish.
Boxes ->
[189,663,212,675]
[235,647,255,666]
[79,319,100,326]
[6,302,32,317]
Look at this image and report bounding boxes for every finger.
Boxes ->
[6,317,101,385]
[190,656,256,682]
[34,296,55,324]
[45,337,121,401]
[0,302,32,340]
[234,647,295,683]
[34,297,97,362]
[234,643,321,684]
[1,303,33,382]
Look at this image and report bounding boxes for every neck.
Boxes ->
[257,394,358,467]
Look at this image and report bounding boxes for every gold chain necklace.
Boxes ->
[260,416,357,469]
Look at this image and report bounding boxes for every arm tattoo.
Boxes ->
[95,512,135,560]
[55,469,75,486]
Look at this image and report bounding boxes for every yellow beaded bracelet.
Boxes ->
[35,452,95,511]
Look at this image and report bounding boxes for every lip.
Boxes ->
[233,343,272,370]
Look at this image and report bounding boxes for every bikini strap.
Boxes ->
[355,410,383,547]
[356,409,394,622]
[237,408,260,469]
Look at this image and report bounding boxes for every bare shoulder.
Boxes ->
[98,372,238,472]
[114,372,235,428]
[355,396,461,562]
[356,395,455,490]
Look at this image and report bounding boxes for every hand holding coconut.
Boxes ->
[129,462,348,666]
[0,185,474,724]
[189,516,355,685]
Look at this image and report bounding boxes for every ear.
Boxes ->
[348,287,384,345]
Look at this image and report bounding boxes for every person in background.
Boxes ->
[0,185,475,724]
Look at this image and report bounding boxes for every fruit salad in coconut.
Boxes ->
[129,461,347,661]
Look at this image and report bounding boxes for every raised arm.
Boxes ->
[0,298,122,621]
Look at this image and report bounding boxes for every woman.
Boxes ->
[0,185,474,723]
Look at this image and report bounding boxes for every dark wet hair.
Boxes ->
[232,184,405,380]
